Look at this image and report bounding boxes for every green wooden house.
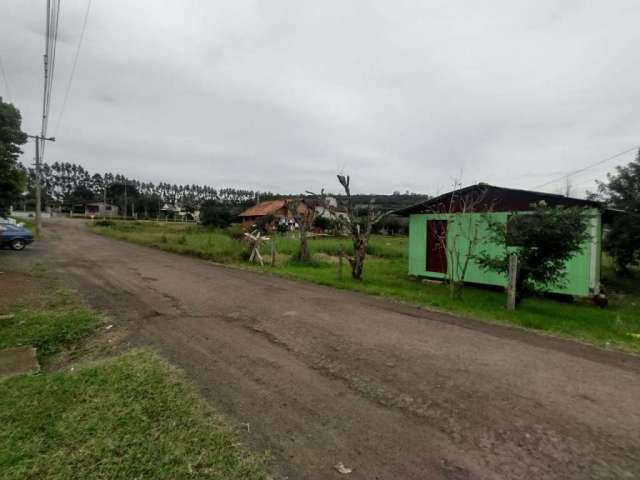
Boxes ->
[396,184,616,297]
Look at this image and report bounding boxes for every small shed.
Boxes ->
[85,202,118,218]
[396,184,615,297]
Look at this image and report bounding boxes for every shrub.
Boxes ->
[372,215,407,235]
[93,220,114,227]
[312,216,333,231]
[477,204,591,302]
[200,201,234,228]
[226,224,245,240]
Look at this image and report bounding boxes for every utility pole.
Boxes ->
[123,179,127,219]
[27,134,55,236]
[103,179,107,219]
[32,0,57,235]
[507,254,518,310]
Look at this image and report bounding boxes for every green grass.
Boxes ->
[89,221,640,353]
[90,221,406,262]
[0,273,268,479]
[0,289,103,359]
[0,349,269,480]
[9,217,35,232]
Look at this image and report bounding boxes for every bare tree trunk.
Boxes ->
[350,237,367,280]
[336,174,389,281]
[297,230,310,262]
[287,198,316,263]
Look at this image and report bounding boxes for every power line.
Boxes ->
[0,55,12,101]
[33,0,62,235]
[533,146,638,190]
[41,0,62,161]
[54,0,92,136]
[45,0,61,131]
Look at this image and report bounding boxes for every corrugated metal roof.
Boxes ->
[239,199,287,217]
[394,184,603,216]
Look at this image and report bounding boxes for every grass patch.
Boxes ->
[89,221,640,353]
[0,288,102,360]
[0,349,269,480]
[10,217,35,231]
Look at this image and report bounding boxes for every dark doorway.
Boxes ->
[426,220,448,273]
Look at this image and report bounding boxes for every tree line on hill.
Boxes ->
[13,161,429,220]
[16,161,265,217]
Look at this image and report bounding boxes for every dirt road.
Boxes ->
[5,218,639,479]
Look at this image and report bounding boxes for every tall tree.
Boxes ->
[0,99,28,216]
[596,149,640,273]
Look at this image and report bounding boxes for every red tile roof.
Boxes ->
[239,199,287,217]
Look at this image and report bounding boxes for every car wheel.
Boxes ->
[10,239,26,251]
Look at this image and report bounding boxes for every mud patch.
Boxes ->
[45,324,128,372]
[0,271,48,309]
[0,346,39,379]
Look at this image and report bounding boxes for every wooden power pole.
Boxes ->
[507,254,518,310]
[27,134,55,236]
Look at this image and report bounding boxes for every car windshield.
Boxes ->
[1,224,21,231]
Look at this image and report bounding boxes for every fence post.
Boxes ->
[507,254,518,310]
[271,239,276,267]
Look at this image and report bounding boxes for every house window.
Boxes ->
[105,205,112,211]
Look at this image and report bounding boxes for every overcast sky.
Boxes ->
[1,1,639,196]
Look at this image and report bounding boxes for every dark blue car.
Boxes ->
[0,223,35,251]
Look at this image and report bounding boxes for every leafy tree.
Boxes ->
[313,215,332,231]
[0,100,28,216]
[137,193,163,219]
[107,181,139,216]
[371,215,407,235]
[200,201,233,228]
[596,149,640,273]
[477,203,591,302]
[67,185,96,207]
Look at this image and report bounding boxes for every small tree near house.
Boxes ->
[336,174,390,280]
[476,202,591,304]
[286,194,328,262]
[435,182,492,299]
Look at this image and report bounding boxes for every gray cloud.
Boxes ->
[1,0,639,195]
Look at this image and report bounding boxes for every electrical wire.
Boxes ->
[45,0,61,129]
[40,0,62,161]
[533,146,638,190]
[54,0,92,137]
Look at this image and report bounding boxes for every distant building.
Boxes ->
[161,203,198,221]
[85,202,119,218]
[160,203,181,216]
[314,196,348,223]
[239,199,307,230]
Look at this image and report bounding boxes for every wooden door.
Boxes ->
[426,220,448,274]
